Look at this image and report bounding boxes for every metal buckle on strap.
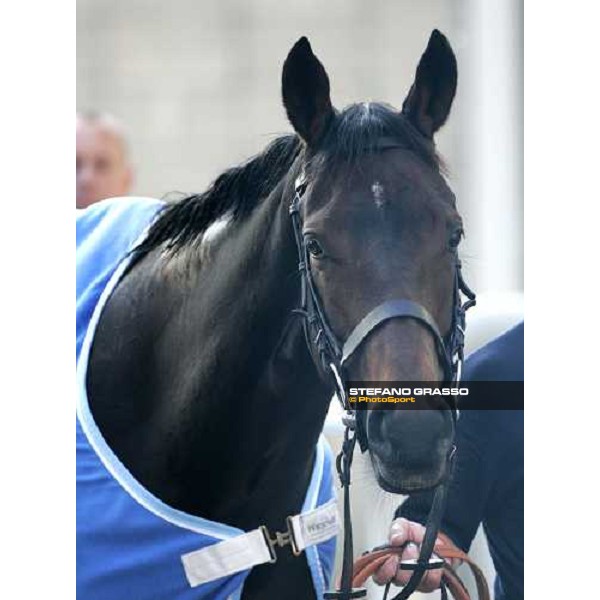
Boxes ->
[260,518,301,562]
[295,173,307,195]
[342,411,356,430]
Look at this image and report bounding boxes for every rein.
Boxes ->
[288,149,478,599]
[351,534,491,600]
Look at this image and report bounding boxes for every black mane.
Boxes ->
[134,102,441,257]
[134,134,302,257]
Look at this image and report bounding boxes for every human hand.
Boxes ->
[372,518,448,592]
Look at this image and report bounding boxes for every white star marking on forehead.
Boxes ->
[371,180,385,208]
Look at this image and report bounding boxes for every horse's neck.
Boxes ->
[87,185,330,532]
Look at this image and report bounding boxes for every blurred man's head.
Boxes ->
[76,111,133,208]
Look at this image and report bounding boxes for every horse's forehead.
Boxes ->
[320,149,438,190]
[314,155,453,217]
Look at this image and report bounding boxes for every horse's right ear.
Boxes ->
[282,37,334,147]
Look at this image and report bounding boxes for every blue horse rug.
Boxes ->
[76,197,338,599]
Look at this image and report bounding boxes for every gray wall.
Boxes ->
[77,0,522,294]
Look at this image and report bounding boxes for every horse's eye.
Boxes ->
[306,237,325,258]
[449,229,463,250]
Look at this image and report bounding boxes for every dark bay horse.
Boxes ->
[81,30,462,600]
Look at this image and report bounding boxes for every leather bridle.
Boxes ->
[288,142,476,600]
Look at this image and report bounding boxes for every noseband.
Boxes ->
[288,145,476,600]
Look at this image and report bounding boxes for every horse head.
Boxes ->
[281,31,463,494]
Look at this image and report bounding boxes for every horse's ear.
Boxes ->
[402,29,457,138]
[282,37,334,147]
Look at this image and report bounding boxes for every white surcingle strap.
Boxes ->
[181,499,340,588]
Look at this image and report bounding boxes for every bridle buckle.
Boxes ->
[341,411,356,430]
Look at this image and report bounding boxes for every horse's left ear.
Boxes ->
[282,37,335,147]
[402,29,457,138]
